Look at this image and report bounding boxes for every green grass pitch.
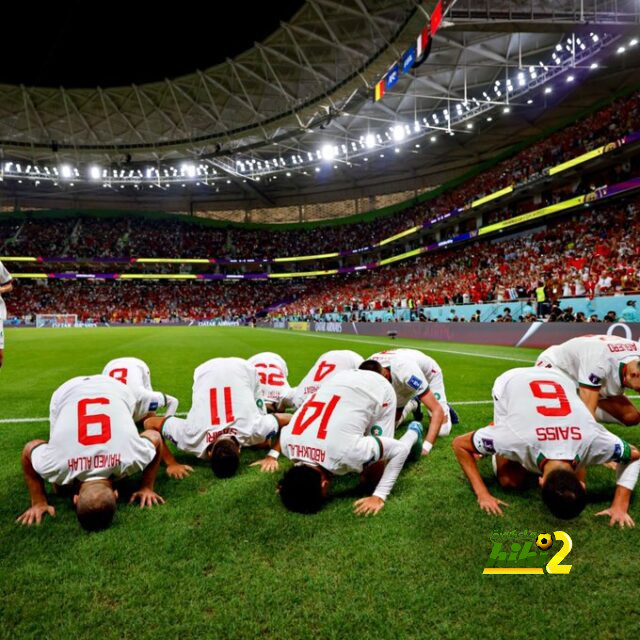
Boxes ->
[1,326,639,639]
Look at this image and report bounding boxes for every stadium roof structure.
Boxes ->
[1,0,639,213]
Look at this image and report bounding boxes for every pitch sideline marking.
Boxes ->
[3,397,640,424]
[253,327,537,363]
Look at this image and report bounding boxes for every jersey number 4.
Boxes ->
[77,398,112,445]
[312,361,336,382]
[291,394,340,440]
[529,380,571,417]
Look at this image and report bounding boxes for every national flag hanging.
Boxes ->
[415,25,430,60]
[402,46,416,74]
[431,0,443,36]
[385,64,399,90]
[374,79,385,101]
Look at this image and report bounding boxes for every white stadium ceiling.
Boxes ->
[0,0,639,210]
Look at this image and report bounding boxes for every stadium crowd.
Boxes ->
[6,194,640,324]
[1,91,639,261]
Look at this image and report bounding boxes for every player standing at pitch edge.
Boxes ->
[0,259,13,369]
[452,367,640,527]
[17,375,165,531]
[536,334,640,425]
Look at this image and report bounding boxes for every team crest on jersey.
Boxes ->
[407,375,424,390]
[588,373,602,385]
[482,438,496,454]
[371,425,383,436]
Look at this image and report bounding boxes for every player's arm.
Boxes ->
[578,385,600,418]
[420,389,445,451]
[161,393,179,416]
[452,432,508,516]
[142,416,193,479]
[354,435,412,516]
[250,413,291,473]
[16,440,56,526]
[596,446,640,528]
[0,281,12,294]
[130,430,165,508]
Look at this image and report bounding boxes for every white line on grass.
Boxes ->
[254,327,537,363]
[3,398,640,424]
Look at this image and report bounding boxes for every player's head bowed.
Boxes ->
[540,467,586,520]
[278,464,331,514]
[209,436,241,478]
[73,480,117,532]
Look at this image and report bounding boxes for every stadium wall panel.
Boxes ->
[313,321,640,349]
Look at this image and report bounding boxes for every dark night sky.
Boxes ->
[2,1,305,88]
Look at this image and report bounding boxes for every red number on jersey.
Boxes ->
[209,387,236,426]
[77,398,112,445]
[313,361,336,383]
[291,394,341,440]
[529,380,571,417]
[254,363,286,386]
[108,368,128,384]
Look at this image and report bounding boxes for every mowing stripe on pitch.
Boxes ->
[253,327,537,363]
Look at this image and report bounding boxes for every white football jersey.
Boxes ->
[162,357,279,459]
[247,351,291,404]
[0,260,12,320]
[32,375,156,485]
[102,357,152,390]
[537,335,640,397]
[473,367,633,473]
[370,348,435,408]
[284,349,364,409]
[280,369,396,475]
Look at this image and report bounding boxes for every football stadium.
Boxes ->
[3,1,640,638]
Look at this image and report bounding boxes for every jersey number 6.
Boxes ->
[77,398,112,445]
[529,380,571,417]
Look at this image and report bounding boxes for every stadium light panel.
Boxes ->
[566,74,575,82]
[320,144,335,161]
[486,116,493,122]
[392,125,405,142]
[631,39,638,46]
[527,99,533,104]
[365,133,376,148]
[502,106,511,113]
[544,86,553,94]
[617,46,626,54]
[466,122,473,129]
[590,62,599,69]
[89,166,101,180]
[60,165,72,179]
[430,136,436,142]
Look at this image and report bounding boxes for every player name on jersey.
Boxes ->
[68,453,122,472]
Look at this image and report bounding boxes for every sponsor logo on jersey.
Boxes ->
[535,426,582,441]
[407,375,424,391]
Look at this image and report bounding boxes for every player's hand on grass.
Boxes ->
[477,494,508,516]
[16,503,56,526]
[166,463,193,480]
[250,457,279,473]
[129,488,165,508]
[595,507,636,528]
[353,496,385,516]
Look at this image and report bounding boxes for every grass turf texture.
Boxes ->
[1,326,639,640]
